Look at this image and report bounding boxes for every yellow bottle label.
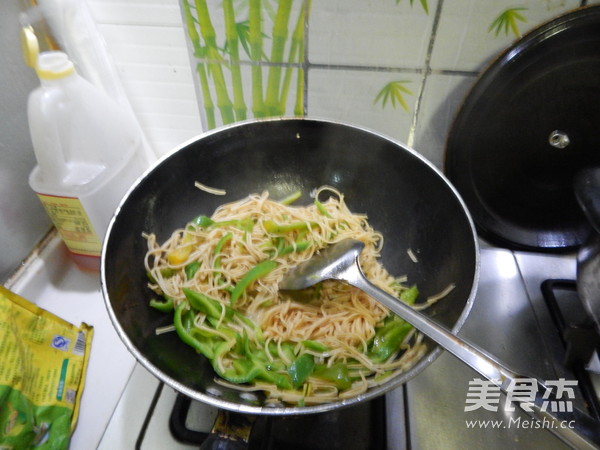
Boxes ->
[36,193,102,257]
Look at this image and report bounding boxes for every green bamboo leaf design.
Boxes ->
[184,0,308,126]
[233,20,251,58]
[395,0,429,14]
[223,0,247,121]
[281,0,310,115]
[196,62,216,129]
[182,0,216,128]
[249,0,266,117]
[489,7,527,38]
[193,0,235,124]
[264,0,293,116]
[374,81,413,112]
[229,20,269,60]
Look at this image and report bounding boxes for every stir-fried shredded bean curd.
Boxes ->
[143,186,431,406]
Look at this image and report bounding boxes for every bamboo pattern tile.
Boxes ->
[179,0,591,166]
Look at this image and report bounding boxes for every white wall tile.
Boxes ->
[430,0,581,71]
[308,68,419,144]
[89,0,202,156]
[412,73,477,168]
[309,0,437,68]
[89,0,184,26]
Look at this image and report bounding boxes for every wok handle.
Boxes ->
[343,261,600,449]
[574,167,600,234]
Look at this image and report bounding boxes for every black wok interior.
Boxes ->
[102,118,478,413]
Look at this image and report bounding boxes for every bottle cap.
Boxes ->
[36,52,76,80]
[21,26,75,80]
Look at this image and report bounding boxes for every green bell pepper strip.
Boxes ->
[213,232,233,286]
[262,236,284,256]
[277,240,311,256]
[146,267,175,284]
[191,321,239,342]
[374,313,405,336]
[224,359,262,383]
[368,321,413,363]
[149,296,174,312]
[264,237,311,258]
[228,219,254,232]
[278,190,302,205]
[313,363,352,390]
[192,215,214,228]
[173,303,215,359]
[277,341,296,364]
[230,260,277,305]
[288,353,315,389]
[301,340,329,353]
[181,307,194,329]
[241,329,267,362]
[314,199,332,218]
[192,215,254,232]
[263,220,318,234]
[216,358,292,389]
[183,288,233,320]
[185,261,201,280]
[214,232,233,262]
[211,332,292,389]
[399,284,419,305]
[232,310,264,342]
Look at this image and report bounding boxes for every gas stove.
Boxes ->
[6,233,600,449]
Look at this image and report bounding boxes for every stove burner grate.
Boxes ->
[541,279,600,420]
[169,394,387,449]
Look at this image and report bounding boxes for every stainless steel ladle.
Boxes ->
[279,239,600,449]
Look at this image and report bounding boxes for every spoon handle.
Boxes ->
[342,261,600,449]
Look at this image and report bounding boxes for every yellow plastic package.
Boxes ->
[0,285,93,449]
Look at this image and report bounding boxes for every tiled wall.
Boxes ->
[176,0,594,168]
[0,0,596,279]
[88,0,202,157]
[86,0,598,166]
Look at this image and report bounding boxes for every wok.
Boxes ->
[100,117,479,415]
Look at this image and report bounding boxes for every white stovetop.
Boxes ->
[6,231,137,449]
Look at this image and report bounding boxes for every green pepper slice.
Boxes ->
[185,261,201,280]
[192,215,253,232]
[313,363,352,390]
[278,240,311,256]
[263,220,318,234]
[301,340,329,353]
[183,288,233,320]
[149,296,174,312]
[173,303,214,359]
[230,260,277,305]
[314,199,332,218]
[399,284,419,305]
[368,320,413,363]
[288,354,315,389]
[278,191,302,205]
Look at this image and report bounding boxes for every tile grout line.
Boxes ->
[407,0,445,148]
[303,0,310,115]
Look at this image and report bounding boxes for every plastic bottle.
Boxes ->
[26,45,148,271]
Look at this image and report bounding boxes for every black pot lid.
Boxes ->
[445,6,600,252]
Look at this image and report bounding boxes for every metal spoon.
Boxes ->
[279,239,600,449]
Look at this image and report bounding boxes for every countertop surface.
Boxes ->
[7,232,136,450]
[400,247,576,449]
[5,232,591,449]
